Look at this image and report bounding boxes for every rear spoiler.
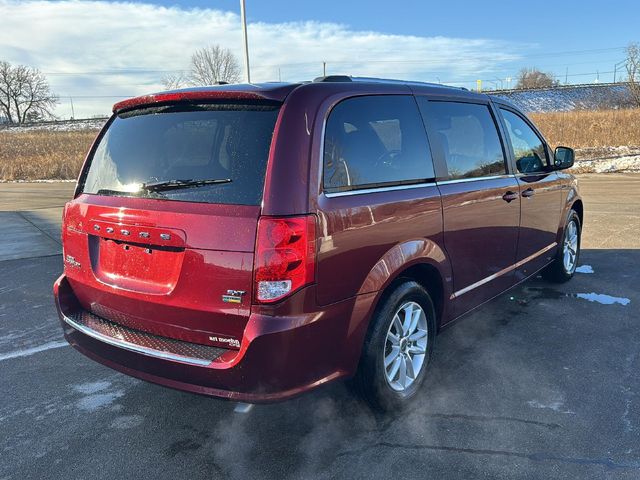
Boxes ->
[112,90,269,114]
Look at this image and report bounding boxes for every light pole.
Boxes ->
[613,60,627,83]
[240,0,251,83]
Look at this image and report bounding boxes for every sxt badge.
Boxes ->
[222,289,246,304]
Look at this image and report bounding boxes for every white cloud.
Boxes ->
[0,0,524,117]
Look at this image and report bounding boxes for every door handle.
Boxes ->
[522,188,535,198]
[502,191,519,203]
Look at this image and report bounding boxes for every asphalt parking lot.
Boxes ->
[1,175,639,479]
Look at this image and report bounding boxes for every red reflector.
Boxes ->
[254,216,316,303]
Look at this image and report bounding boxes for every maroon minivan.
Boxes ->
[54,77,582,410]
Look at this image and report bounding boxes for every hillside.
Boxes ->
[492,83,633,113]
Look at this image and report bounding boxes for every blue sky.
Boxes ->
[0,0,638,117]
[166,0,639,75]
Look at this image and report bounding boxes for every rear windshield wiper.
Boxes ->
[141,178,232,192]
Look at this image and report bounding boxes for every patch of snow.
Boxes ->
[492,84,632,113]
[575,265,594,274]
[76,391,124,412]
[73,381,112,395]
[0,118,107,133]
[574,155,640,174]
[110,415,144,429]
[576,292,630,306]
[234,402,255,414]
[527,399,575,414]
[570,147,640,173]
[0,340,68,362]
[527,400,564,411]
[623,398,634,432]
[576,146,640,160]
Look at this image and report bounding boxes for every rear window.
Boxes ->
[80,103,280,205]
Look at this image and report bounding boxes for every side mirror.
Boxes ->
[554,146,574,170]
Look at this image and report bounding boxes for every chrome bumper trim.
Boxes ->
[62,310,225,366]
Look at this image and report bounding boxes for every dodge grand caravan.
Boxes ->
[54,77,582,410]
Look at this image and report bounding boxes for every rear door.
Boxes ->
[497,106,563,279]
[417,97,520,317]
[63,101,280,350]
[315,94,442,306]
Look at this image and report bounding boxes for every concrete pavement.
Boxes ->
[0,182,75,211]
[0,182,73,260]
[0,176,639,480]
[0,211,61,261]
[577,174,640,249]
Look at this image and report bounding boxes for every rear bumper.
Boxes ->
[54,274,377,403]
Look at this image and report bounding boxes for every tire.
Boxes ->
[352,280,436,412]
[543,209,581,283]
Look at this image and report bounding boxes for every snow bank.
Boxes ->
[492,84,632,113]
[573,146,640,173]
[0,118,107,133]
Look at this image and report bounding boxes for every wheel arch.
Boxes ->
[572,199,584,227]
[360,248,451,333]
[556,184,583,245]
[393,263,445,330]
[343,240,452,377]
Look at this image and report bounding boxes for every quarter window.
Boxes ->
[323,95,435,193]
[500,109,548,174]
[418,100,506,180]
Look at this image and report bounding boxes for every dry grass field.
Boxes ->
[0,108,639,181]
[529,108,640,149]
[0,130,98,181]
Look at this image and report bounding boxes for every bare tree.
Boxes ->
[515,68,559,90]
[189,45,241,85]
[160,46,241,90]
[627,43,640,107]
[0,61,58,124]
[161,71,188,90]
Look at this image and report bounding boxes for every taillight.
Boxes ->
[254,215,316,303]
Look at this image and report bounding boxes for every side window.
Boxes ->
[323,95,435,193]
[500,109,548,174]
[418,99,506,180]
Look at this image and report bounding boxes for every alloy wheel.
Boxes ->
[563,220,579,273]
[383,301,428,392]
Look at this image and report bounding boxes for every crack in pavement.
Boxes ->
[370,411,563,435]
[621,352,638,433]
[336,442,640,470]
[423,413,562,430]
[16,211,61,245]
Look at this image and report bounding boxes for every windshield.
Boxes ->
[80,102,280,205]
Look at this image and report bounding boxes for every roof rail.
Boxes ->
[313,75,353,83]
[352,77,468,90]
[312,75,467,90]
